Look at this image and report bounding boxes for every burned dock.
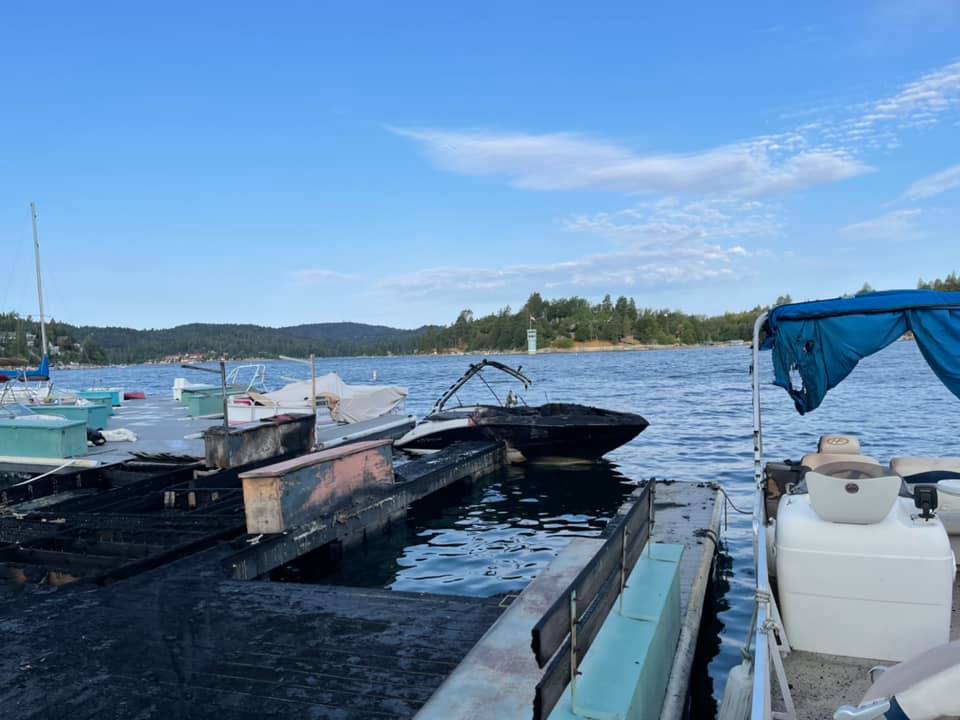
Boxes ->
[0,413,722,720]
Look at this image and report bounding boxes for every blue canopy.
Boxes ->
[763,290,960,414]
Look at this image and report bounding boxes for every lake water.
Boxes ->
[48,341,957,715]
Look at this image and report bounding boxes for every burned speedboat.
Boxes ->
[395,359,648,462]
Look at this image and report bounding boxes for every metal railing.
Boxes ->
[750,312,796,720]
[530,481,655,719]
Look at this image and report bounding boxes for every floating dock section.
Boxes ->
[224,440,506,579]
[415,481,721,720]
[0,423,720,720]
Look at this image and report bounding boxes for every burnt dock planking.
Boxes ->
[0,439,511,719]
[0,416,722,720]
[0,542,508,720]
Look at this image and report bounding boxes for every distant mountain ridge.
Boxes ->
[4,275,956,364]
[281,321,432,345]
[60,321,437,363]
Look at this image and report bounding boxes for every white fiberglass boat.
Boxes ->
[225,372,408,426]
[722,290,960,720]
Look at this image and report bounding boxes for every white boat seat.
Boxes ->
[806,470,901,524]
[891,457,960,483]
[801,452,881,472]
[818,434,863,455]
[854,639,960,720]
[891,459,960,538]
[811,460,891,480]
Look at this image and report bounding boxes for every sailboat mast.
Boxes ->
[30,202,48,357]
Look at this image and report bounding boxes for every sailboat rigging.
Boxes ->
[0,203,51,382]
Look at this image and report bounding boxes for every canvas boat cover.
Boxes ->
[764,289,960,414]
[259,373,407,423]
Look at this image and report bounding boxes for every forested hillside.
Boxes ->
[1,274,956,364]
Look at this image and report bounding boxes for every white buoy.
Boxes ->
[718,659,752,720]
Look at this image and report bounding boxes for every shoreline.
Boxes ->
[49,341,749,370]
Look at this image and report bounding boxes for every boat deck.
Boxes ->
[775,577,960,718]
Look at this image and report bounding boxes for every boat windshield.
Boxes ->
[433,359,532,413]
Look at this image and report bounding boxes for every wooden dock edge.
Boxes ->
[659,485,723,720]
[222,441,506,580]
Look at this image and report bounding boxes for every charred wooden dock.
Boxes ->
[0,430,512,716]
[0,420,721,720]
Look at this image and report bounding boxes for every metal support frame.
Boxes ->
[750,312,796,720]
[224,363,267,392]
[569,589,579,709]
[279,354,317,443]
[532,484,654,720]
[181,362,230,429]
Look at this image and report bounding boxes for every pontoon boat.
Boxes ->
[723,290,960,720]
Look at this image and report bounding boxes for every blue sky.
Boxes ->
[1,2,958,329]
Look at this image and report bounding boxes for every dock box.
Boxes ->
[181,386,247,417]
[179,384,247,406]
[240,439,394,534]
[27,404,96,431]
[184,390,229,417]
[86,388,123,407]
[76,392,116,415]
[0,416,87,459]
[204,413,316,469]
[79,402,111,430]
[26,403,111,431]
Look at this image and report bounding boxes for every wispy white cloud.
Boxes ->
[392,127,871,198]
[379,244,751,301]
[385,60,960,309]
[836,60,960,147]
[564,197,779,248]
[904,163,960,199]
[393,60,960,200]
[840,209,924,241]
[290,268,354,282]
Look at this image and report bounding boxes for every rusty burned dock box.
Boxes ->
[239,439,394,534]
[204,413,316,469]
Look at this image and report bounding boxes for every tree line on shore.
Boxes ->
[1,273,957,364]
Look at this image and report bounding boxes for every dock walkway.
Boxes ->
[414,481,721,720]
[0,547,505,720]
[1,476,720,720]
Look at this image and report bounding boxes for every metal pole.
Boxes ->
[750,311,771,720]
[619,525,628,614]
[569,589,578,708]
[220,360,228,429]
[752,312,768,489]
[310,353,316,419]
[30,202,48,357]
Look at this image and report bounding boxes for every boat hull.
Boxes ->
[396,404,648,462]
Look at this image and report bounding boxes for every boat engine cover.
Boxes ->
[776,495,955,661]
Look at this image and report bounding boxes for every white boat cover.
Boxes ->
[256,373,407,424]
